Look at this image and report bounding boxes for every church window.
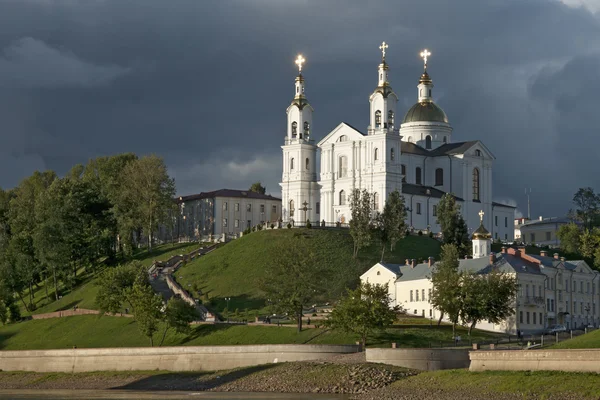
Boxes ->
[472,168,480,201]
[443,136,447,144]
[435,168,443,186]
[416,202,422,215]
[416,167,422,185]
[339,190,346,205]
[375,110,381,128]
[316,202,320,214]
[388,110,394,127]
[373,193,379,211]
[433,205,437,216]
[429,89,432,97]
[374,148,379,161]
[377,271,380,275]
[291,122,297,138]
[304,121,310,137]
[289,200,295,217]
[401,164,406,183]
[305,157,309,170]
[338,135,347,142]
[495,216,498,226]
[247,204,252,212]
[390,148,395,161]
[475,149,482,157]
[425,135,432,149]
[338,156,348,178]
[290,158,295,170]
[505,217,508,227]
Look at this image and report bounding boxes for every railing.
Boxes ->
[524,296,545,306]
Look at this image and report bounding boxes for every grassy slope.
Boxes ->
[176,229,441,312]
[0,315,498,350]
[551,329,600,349]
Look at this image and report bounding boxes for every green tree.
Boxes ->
[95,261,146,314]
[572,187,600,229]
[158,297,200,346]
[579,228,600,259]
[326,282,399,348]
[260,234,332,332]
[0,281,20,324]
[374,190,407,262]
[128,279,164,346]
[349,189,372,258]
[430,244,462,334]
[556,223,582,254]
[436,194,470,257]
[249,182,266,195]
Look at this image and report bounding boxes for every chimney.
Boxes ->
[540,250,548,257]
[411,259,416,268]
[517,246,526,257]
[553,253,559,260]
[428,257,434,267]
[489,252,496,264]
[501,246,507,254]
[405,259,410,266]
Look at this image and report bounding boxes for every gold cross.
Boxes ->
[295,54,305,74]
[420,49,431,70]
[479,210,484,223]
[379,41,389,60]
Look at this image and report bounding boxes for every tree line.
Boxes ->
[0,153,176,317]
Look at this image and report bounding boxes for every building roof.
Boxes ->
[520,217,574,228]
[402,183,464,201]
[492,201,517,209]
[177,189,281,203]
[400,141,430,155]
[402,101,449,124]
[400,141,480,157]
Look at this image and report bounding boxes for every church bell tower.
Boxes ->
[280,55,320,225]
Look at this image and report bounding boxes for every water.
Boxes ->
[0,390,347,399]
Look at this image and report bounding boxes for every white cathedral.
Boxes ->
[280,44,515,241]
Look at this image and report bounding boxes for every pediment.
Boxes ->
[468,141,495,159]
[317,122,365,147]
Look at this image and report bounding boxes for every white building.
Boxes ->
[280,45,515,239]
[361,211,600,334]
[519,216,575,247]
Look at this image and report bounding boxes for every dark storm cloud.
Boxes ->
[0,0,599,218]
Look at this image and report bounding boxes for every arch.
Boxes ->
[304,121,310,137]
[305,157,309,170]
[338,155,348,178]
[373,192,379,211]
[375,110,382,128]
[290,158,295,170]
[416,167,422,185]
[338,135,347,142]
[339,190,346,205]
[435,168,443,186]
[388,110,395,127]
[291,121,297,138]
[374,148,379,161]
[425,135,432,149]
[443,136,447,144]
[289,199,295,217]
[390,148,395,161]
[473,168,480,201]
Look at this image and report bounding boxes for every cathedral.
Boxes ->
[280,43,515,241]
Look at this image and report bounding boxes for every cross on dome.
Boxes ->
[420,49,431,70]
[295,54,305,74]
[479,210,485,223]
[379,41,389,60]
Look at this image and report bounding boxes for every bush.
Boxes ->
[428,231,434,238]
[287,223,292,229]
[306,219,312,229]
[257,224,263,231]
[336,221,341,227]
[270,223,275,229]
[418,230,423,236]
[252,226,256,232]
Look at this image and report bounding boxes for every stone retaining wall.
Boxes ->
[366,348,471,371]
[0,344,359,373]
[469,349,600,372]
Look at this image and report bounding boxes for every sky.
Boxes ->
[0,0,599,219]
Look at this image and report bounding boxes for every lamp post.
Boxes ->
[225,297,231,323]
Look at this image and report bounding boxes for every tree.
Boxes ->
[557,223,582,254]
[326,282,399,348]
[249,182,266,195]
[128,279,164,346]
[374,190,407,262]
[158,297,200,346]
[436,194,470,257]
[95,261,146,314]
[260,234,332,332]
[349,189,372,258]
[429,244,462,334]
[572,187,600,229]
[579,228,600,259]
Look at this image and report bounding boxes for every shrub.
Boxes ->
[336,221,341,227]
[252,226,256,232]
[287,223,292,229]
[428,231,434,238]
[270,223,275,229]
[257,224,263,231]
[306,219,312,229]
[418,230,423,236]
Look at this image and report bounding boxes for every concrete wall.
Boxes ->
[366,348,470,371]
[469,349,600,373]
[0,344,359,373]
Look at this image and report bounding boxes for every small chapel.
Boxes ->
[280,43,515,239]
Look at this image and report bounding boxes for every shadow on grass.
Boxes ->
[114,364,277,391]
[131,242,199,263]
[0,331,16,350]
[209,295,266,316]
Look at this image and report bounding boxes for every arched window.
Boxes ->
[374,148,379,161]
[339,190,346,205]
[390,148,395,161]
[425,135,432,149]
[435,168,443,186]
[388,110,395,127]
[475,149,482,157]
[304,121,310,137]
[289,199,295,217]
[291,122,297,138]
[338,156,348,178]
[338,135,347,142]
[375,110,381,128]
[290,158,295,170]
[443,136,447,144]
[373,192,379,211]
[401,164,406,183]
[305,157,309,170]
[416,167,422,185]
[408,136,413,143]
[473,168,480,201]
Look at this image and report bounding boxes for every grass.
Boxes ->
[551,328,600,349]
[0,314,499,350]
[176,229,441,313]
[401,369,600,399]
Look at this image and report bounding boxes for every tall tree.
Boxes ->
[260,234,332,332]
[436,194,470,257]
[375,190,407,262]
[572,187,600,229]
[119,155,176,252]
[579,228,600,259]
[128,279,164,346]
[158,297,200,346]
[326,282,399,348]
[556,223,582,254]
[249,182,266,195]
[349,189,372,258]
[95,261,146,314]
[430,244,462,334]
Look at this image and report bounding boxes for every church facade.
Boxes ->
[280,45,515,239]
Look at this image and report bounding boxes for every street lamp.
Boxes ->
[225,297,231,322]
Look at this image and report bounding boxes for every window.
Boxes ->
[375,110,381,128]
[373,193,379,211]
[443,136,447,143]
[505,217,508,227]
[425,135,432,149]
[547,299,550,310]
[305,157,310,170]
[289,200,295,217]
[495,216,498,226]
[580,281,584,293]
[566,300,569,313]
[338,156,348,178]
[410,290,413,302]
[530,233,535,243]
[401,164,406,182]
[526,312,530,324]
[388,110,394,127]
[566,281,569,292]
[416,167,422,185]
[433,205,437,217]
[246,204,252,212]
[574,301,577,315]
[316,202,320,214]
[304,121,310,137]
[551,299,555,312]
[428,288,432,301]
[435,168,443,186]
[234,219,239,228]
[272,205,277,214]
[247,220,251,228]
[291,121,297,137]
[505,233,508,240]
[290,158,295,170]
[519,311,523,323]
[533,312,537,325]
[338,135,347,142]
[223,218,228,227]
[377,271,380,276]
[339,190,346,205]
[539,312,542,325]
[374,148,379,161]
[546,232,551,241]
[390,148,395,161]
[475,149,482,156]
[558,290,562,301]
[223,202,228,211]
[422,289,425,301]
[260,204,265,213]
[416,290,419,301]
[416,202,422,215]
[472,168,480,201]
[581,302,584,314]
[234,203,240,212]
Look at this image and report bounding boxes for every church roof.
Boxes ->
[400,141,480,157]
[177,189,281,203]
[402,101,448,124]
[400,142,430,155]
[472,222,491,240]
[493,202,517,209]
[401,183,464,201]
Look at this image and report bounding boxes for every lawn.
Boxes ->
[175,229,441,313]
[551,328,600,349]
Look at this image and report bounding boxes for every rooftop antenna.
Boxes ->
[525,188,531,220]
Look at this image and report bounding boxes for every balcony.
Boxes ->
[524,296,545,307]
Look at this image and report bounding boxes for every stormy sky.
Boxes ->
[0,0,599,218]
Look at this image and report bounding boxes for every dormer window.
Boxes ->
[375,110,381,128]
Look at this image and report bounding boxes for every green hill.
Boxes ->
[176,229,441,313]
[552,329,600,349]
